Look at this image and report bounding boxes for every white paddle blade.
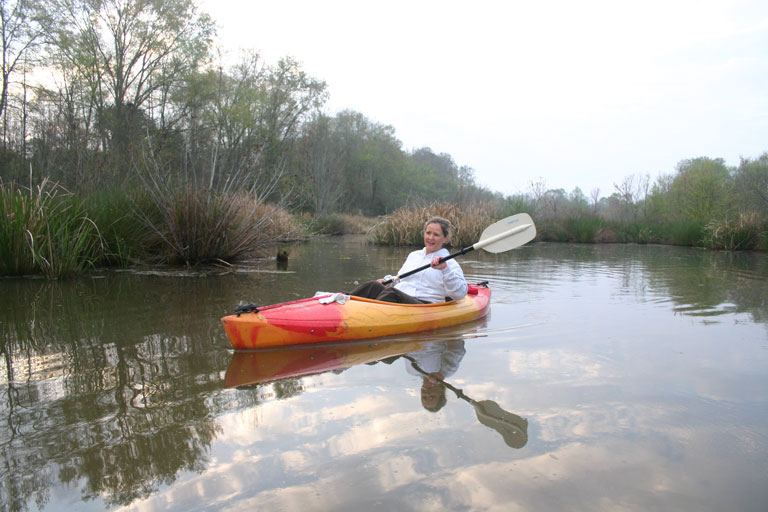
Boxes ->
[475,213,536,253]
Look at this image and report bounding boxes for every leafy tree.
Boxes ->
[295,113,345,214]
[732,153,768,219]
[568,187,590,216]
[332,110,403,215]
[669,157,732,222]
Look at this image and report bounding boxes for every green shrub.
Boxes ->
[607,222,655,244]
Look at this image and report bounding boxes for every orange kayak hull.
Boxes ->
[221,284,491,349]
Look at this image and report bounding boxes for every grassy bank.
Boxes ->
[3,185,765,279]
[533,216,767,250]
[369,204,768,251]
[0,182,355,278]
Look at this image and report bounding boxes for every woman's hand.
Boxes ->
[430,256,446,270]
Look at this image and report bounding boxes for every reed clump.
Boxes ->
[136,186,306,265]
[0,180,103,277]
[703,214,765,250]
[368,202,497,247]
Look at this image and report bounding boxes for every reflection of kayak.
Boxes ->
[221,283,490,350]
[224,338,431,387]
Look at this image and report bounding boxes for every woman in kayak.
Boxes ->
[349,217,468,304]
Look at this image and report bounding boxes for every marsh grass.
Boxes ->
[368,202,496,247]
[652,221,706,246]
[608,222,655,244]
[135,185,304,265]
[293,213,377,236]
[703,214,765,250]
[84,188,149,267]
[564,218,604,243]
[0,180,103,277]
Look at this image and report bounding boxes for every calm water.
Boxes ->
[1,237,767,511]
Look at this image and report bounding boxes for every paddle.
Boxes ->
[382,213,536,285]
[404,355,528,449]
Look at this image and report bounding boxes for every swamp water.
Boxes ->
[1,237,767,511]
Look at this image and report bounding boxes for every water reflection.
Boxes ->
[0,278,236,510]
[401,343,528,449]
[225,338,528,450]
[403,339,466,412]
[1,239,766,511]
[491,243,768,327]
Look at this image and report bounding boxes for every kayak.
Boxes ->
[221,282,491,350]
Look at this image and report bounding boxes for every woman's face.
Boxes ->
[424,222,447,254]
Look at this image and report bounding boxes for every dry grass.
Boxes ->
[339,214,378,234]
[703,213,766,250]
[136,186,308,265]
[368,202,498,248]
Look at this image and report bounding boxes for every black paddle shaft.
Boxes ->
[382,245,475,285]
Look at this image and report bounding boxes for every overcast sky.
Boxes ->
[200,0,767,198]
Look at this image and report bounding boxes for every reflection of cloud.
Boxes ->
[280,450,312,472]
[505,349,607,380]
[536,403,643,442]
[376,455,420,493]
[327,410,444,458]
[118,387,767,512]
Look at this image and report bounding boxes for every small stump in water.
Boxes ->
[276,248,289,270]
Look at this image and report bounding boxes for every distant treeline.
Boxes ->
[508,154,768,250]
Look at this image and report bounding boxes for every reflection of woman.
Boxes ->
[350,217,468,304]
[405,340,466,412]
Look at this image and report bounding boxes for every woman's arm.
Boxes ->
[440,259,468,300]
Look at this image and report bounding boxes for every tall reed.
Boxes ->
[83,188,149,267]
[703,214,765,250]
[368,202,497,247]
[0,180,103,277]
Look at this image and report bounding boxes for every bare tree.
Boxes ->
[590,187,601,214]
[0,0,50,146]
[49,0,215,173]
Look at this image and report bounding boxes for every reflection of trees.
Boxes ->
[0,276,258,511]
[634,247,767,325]
[512,244,768,326]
